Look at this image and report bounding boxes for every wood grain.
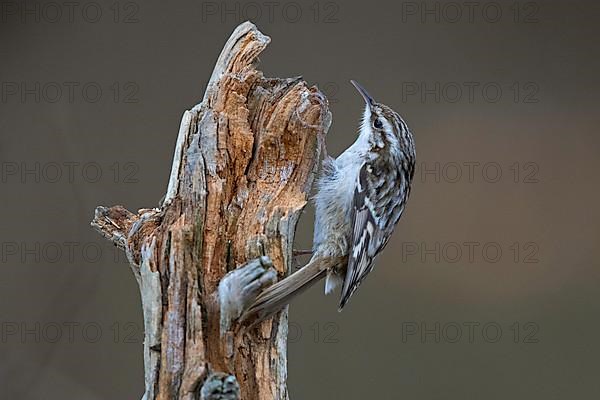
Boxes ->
[91,21,330,400]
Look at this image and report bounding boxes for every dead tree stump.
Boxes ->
[91,21,330,400]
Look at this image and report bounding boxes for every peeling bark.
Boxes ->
[91,22,330,400]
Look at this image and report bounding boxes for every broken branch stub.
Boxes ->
[91,21,330,400]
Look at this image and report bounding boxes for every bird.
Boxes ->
[242,80,416,322]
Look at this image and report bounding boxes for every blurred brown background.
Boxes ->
[1,0,599,398]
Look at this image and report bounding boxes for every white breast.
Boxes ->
[312,140,366,257]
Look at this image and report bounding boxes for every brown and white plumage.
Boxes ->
[243,80,416,321]
[337,81,415,309]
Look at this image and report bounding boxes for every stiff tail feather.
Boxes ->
[241,258,326,324]
[240,255,348,324]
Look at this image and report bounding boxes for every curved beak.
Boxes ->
[350,80,375,108]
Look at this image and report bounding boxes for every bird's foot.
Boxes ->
[200,372,240,400]
[218,256,277,335]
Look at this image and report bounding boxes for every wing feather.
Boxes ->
[339,163,393,309]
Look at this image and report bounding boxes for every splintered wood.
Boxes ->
[91,21,330,400]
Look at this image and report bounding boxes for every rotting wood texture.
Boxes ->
[91,21,330,400]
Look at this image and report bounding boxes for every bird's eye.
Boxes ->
[373,118,383,129]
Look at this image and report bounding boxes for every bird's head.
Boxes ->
[350,80,415,160]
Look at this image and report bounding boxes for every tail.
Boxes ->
[240,258,327,324]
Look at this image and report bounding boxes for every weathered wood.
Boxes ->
[91,21,330,400]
